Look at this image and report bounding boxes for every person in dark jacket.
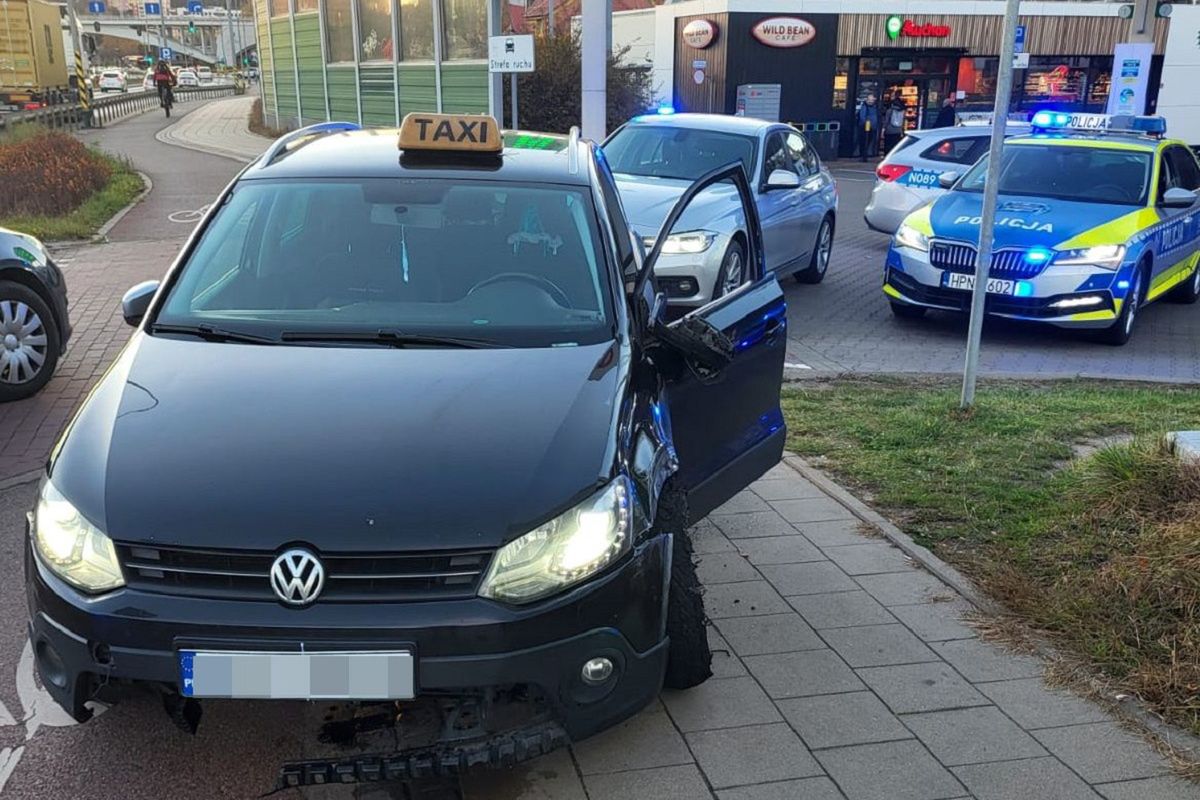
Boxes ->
[882,95,907,154]
[856,94,879,162]
[933,96,957,129]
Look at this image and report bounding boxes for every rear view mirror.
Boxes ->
[122,280,160,326]
[938,171,960,189]
[765,169,801,190]
[1162,187,1197,209]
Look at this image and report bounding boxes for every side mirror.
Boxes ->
[1162,187,1197,209]
[938,171,960,189]
[765,169,801,190]
[122,280,160,327]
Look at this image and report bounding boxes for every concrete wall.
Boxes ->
[1156,4,1200,147]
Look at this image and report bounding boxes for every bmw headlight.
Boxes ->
[651,231,716,255]
[894,223,930,252]
[32,481,124,593]
[1053,245,1126,269]
[479,476,632,604]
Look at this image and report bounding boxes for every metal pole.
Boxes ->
[1129,0,1154,42]
[580,0,606,140]
[960,0,1020,409]
[158,0,166,57]
[64,0,91,121]
[546,0,553,38]
[510,71,517,129]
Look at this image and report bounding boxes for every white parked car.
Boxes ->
[98,69,127,93]
[143,69,156,91]
[177,69,200,88]
[196,66,213,83]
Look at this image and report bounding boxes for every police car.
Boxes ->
[25,113,786,786]
[864,121,1029,234]
[884,113,1200,345]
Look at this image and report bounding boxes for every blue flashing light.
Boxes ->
[1025,247,1053,265]
[1031,110,1070,130]
[1130,115,1167,136]
[1116,279,1131,290]
[1014,281,1034,298]
[655,104,675,115]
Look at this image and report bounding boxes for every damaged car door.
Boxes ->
[639,162,787,522]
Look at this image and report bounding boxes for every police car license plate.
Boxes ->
[178,650,415,699]
[944,272,1016,296]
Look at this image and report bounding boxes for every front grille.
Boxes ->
[929,241,1048,280]
[116,543,492,603]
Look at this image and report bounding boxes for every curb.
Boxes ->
[781,453,1200,766]
[781,453,1000,613]
[91,170,153,244]
[0,469,42,492]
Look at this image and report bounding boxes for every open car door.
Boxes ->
[638,163,787,523]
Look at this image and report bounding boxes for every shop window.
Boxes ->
[269,0,288,16]
[859,58,880,75]
[1087,57,1113,109]
[399,0,435,61]
[1022,57,1088,107]
[956,57,998,107]
[442,0,486,60]
[357,0,392,61]
[324,0,354,62]
[833,57,849,111]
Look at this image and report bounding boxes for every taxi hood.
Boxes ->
[614,175,744,240]
[50,335,624,552]
[930,190,1141,249]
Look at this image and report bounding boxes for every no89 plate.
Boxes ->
[943,272,1016,296]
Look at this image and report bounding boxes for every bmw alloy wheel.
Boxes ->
[1,300,48,386]
[720,247,744,297]
[815,221,832,276]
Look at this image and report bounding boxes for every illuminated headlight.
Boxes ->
[894,223,930,252]
[479,476,631,604]
[1054,245,1126,269]
[32,481,124,593]
[654,231,716,255]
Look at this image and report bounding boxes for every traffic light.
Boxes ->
[188,20,195,33]
[93,20,100,32]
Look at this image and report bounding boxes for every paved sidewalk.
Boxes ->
[460,461,1198,800]
[156,94,271,162]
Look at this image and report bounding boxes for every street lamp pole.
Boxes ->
[960,0,1021,409]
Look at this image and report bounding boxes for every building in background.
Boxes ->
[254,0,495,129]
[610,0,1172,158]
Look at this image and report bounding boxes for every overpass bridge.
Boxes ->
[75,13,255,66]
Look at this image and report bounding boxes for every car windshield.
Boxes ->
[958,143,1152,206]
[155,178,615,348]
[603,125,757,182]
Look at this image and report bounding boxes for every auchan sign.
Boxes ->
[886,16,952,40]
[751,16,816,48]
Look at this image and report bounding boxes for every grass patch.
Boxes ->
[0,152,143,240]
[782,377,1200,735]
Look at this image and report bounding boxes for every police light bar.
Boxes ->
[1029,111,1167,137]
[1110,114,1168,137]
[398,113,502,153]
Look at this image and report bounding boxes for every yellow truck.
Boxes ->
[0,0,71,108]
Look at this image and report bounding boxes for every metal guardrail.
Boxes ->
[0,85,239,132]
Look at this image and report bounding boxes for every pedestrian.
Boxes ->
[856,93,879,162]
[933,96,957,129]
[883,95,907,154]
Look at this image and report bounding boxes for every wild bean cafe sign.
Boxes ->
[751,17,816,48]
[682,19,717,49]
[886,16,952,40]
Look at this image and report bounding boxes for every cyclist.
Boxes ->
[153,60,176,110]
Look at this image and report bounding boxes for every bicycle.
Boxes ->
[158,84,174,118]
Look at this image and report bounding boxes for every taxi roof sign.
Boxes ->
[398,113,502,153]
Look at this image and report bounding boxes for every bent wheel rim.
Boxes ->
[0,300,48,385]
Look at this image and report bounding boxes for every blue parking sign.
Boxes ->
[87,1,106,13]
[160,46,173,60]
[144,1,160,14]
[187,0,203,12]
[1014,25,1026,54]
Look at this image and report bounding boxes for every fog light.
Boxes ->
[581,657,614,686]
[36,639,68,689]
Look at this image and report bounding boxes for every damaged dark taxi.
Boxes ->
[24,113,786,786]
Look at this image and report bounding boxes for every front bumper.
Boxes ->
[883,245,1127,329]
[25,530,671,743]
[864,181,926,235]
[645,232,732,308]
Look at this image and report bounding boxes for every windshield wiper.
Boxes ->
[149,322,279,345]
[278,329,503,349]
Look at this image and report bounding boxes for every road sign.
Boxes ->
[1014,25,1026,53]
[144,1,160,14]
[488,34,535,73]
[160,46,173,60]
[87,1,106,13]
[1012,52,1030,69]
[187,0,203,12]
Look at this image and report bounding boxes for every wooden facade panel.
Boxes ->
[837,14,1167,56]
[672,13,729,115]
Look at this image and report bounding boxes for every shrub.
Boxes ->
[0,128,112,217]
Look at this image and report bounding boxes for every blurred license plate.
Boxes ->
[944,273,1016,295]
[178,650,414,699]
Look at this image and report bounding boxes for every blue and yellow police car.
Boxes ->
[883,112,1200,344]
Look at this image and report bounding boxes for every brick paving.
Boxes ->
[155,93,270,163]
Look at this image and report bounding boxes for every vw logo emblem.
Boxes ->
[270,548,325,606]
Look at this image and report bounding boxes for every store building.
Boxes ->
[638,1,1171,158]
[252,0,504,130]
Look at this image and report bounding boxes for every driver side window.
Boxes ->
[761,132,793,183]
[1157,151,1180,205]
